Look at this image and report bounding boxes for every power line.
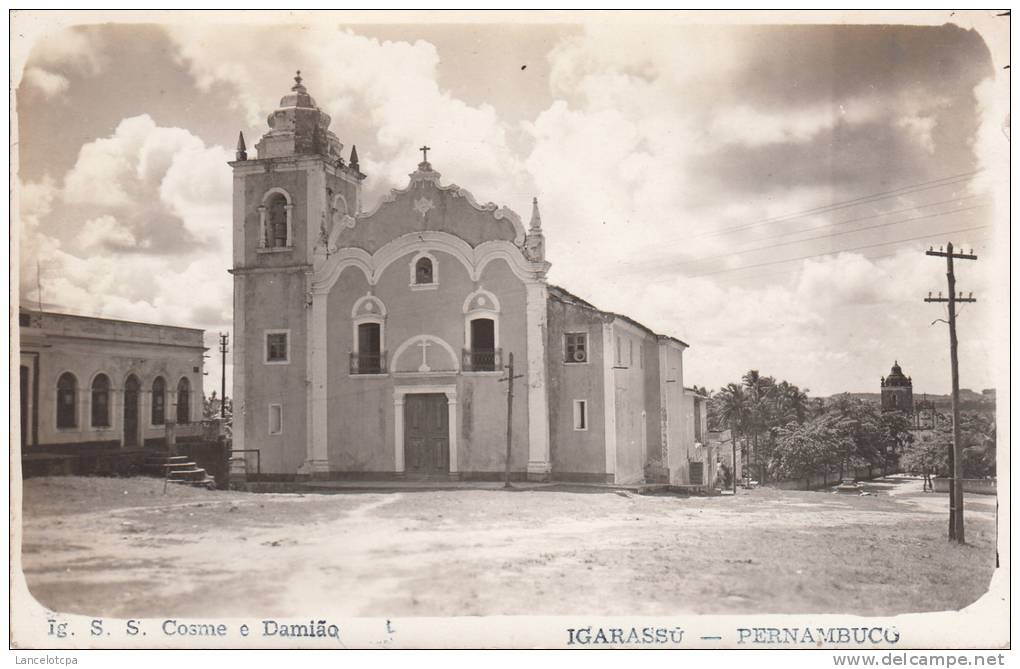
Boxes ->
[690,169,983,241]
[682,224,989,279]
[616,193,987,271]
[656,203,988,271]
[708,235,991,285]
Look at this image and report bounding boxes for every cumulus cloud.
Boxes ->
[28,26,106,75]
[18,116,232,333]
[523,23,998,393]
[22,66,69,98]
[76,215,138,251]
[167,25,526,206]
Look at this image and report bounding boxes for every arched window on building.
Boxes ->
[267,194,289,248]
[177,377,191,424]
[355,322,383,374]
[151,376,166,425]
[414,256,434,285]
[56,372,77,428]
[91,374,111,428]
[467,318,497,371]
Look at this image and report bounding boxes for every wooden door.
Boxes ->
[404,394,449,475]
[123,375,140,447]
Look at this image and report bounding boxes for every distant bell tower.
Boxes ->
[228,71,365,474]
[880,360,914,413]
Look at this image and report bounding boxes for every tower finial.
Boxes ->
[349,145,360,171]
[291,70,307,94]
[235,131,247,161]
[530,197,542,230]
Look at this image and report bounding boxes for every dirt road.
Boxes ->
[19,475,997,618]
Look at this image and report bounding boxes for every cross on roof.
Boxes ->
[420,145,431,162]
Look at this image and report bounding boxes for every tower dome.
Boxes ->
[255,71,343,161]
[884,360,911,387]
[881,360,914,413]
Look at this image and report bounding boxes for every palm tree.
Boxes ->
[712,383,749,481]
[741,370,776,480]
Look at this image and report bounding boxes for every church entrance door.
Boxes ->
[404,393,449,475]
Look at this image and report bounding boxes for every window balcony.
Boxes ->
[350,351,387,375]
[462,348,501,372]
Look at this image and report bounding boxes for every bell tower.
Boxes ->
[229,72,365,474]
[880,360,914,413]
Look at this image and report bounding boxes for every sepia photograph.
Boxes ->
[8,9,1011,653]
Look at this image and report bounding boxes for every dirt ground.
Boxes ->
[17,475,998,618]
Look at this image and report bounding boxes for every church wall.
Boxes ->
[611,321,654,485]
[661,343,687,481]
[546,296,608,480]
[641,337,664,469]
[240,270,309,474]
[323,252,531,475]
[460,259,531,474]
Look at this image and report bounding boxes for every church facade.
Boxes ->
[230,75,700,484]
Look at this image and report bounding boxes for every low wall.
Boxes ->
[767,464,896,491]
[932,477,997,495]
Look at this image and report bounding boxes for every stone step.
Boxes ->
[167,477,216,489]
[167,468,209,482]
[162,461,198,471]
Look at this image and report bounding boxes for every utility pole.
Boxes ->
[498,352,524,489]
[924,241,977,544]
[218,333,230,420]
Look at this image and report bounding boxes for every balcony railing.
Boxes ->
[350,351,387,375]
[463,348,501,372]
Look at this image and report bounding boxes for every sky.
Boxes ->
[11,11,1011,399]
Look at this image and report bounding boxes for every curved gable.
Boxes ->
[336,162,524,253]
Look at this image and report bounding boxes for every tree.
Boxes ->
[771,419,838,488]
[742,370,776,480]
[900,432,949,491]
[879,411,914,460]
[203,391,233,430]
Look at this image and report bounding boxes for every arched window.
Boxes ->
[56,372,77,428]
[415,257,434,284]
[267,194,289,248]
[177,377,191,424]
[408,252,439,289]
[91,374,111,428]
[151,377,166,425]
[467,318,497,371]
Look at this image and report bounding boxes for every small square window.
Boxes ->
[565,332,588,363]
[573,400,588,431]
[268,403,283,435]
[266,332,289,363]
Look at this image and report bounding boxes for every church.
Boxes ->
[230,74,708,485]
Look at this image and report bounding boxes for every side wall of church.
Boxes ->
[323,252,532,475]
[610,321,656,485]
[546,297,608,481]
[641,337,664,468]
[660,343,686,481]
